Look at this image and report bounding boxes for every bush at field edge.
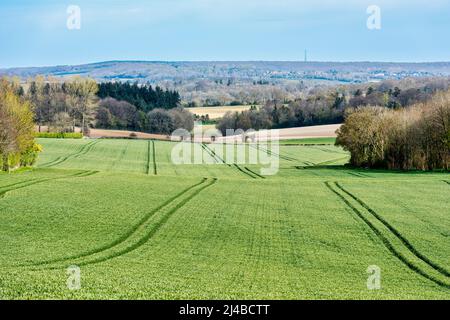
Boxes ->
[35,132,83,139]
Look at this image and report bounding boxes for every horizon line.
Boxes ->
[3,59,450,70]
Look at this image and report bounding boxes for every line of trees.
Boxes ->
[336,91,450,170]
[216,79,449,134]
[0,78,41,171]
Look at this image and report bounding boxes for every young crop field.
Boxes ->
[0,138,449,299]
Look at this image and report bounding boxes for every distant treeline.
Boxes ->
[336,91,450,170]
[217,78,450,133]
[98,82,180,112]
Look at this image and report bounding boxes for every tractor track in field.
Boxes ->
[39,140,100,168]
[202,143,260,179]
[201,144,219,164]
[202,143,229,166]
[245,167,265,179]
[249,144,297,162]
[325,181,450,289]
[233,164,256,179]
[0,171,98,200]
[0,179,41,191]
[347,172,371,178]
[26,178,217,269]
[311,146,348,155]
[335,182,450,277]
[109,141,130,171]
[313,156,350,166]
[146,140,151,174]
[152,140,157,175]
[294,156,350,169]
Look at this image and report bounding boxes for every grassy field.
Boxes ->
[0,138,449,299]
[278,137,336,145]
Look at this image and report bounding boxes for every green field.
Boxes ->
[0,138,449,299]
[278,137,336,145]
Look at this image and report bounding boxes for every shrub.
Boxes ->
[20,143,43,167]
[36,132,83,139]
[0,79,38,171]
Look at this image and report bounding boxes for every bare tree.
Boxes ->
[64,77,98,135]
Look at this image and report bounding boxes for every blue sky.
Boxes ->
[1,0,449,67]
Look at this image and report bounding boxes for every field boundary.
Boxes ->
[325,181,450,289]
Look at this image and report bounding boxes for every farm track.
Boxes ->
[152,140,157,175]
[245,167,265,179]
[202,143,260,179]
[146,140,151,174]
[202,143,229,165]
[39,140,100,168]
[233,164,256,179]
[109,141,129,170]
[347,172,371,178]
[313,156,350,166]
[27,178,217,269]
[0,170,98,200]
[335,182,450,277]
[325,181,450,289]
[313,146,346,155]
[250,144,297,162]
[201,144,219,164]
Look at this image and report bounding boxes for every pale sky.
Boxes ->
[1,0,449,67]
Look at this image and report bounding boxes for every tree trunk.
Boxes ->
[2,153,9,172]
[82,114,86,135]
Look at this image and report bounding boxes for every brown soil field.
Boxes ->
[88,129,169,140]
[187,105,255,119]
[36,124,341,143]
[215,124,342,143]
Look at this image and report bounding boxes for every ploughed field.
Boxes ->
[0,138,449,299]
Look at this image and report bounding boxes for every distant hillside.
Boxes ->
[2,61,450,83]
